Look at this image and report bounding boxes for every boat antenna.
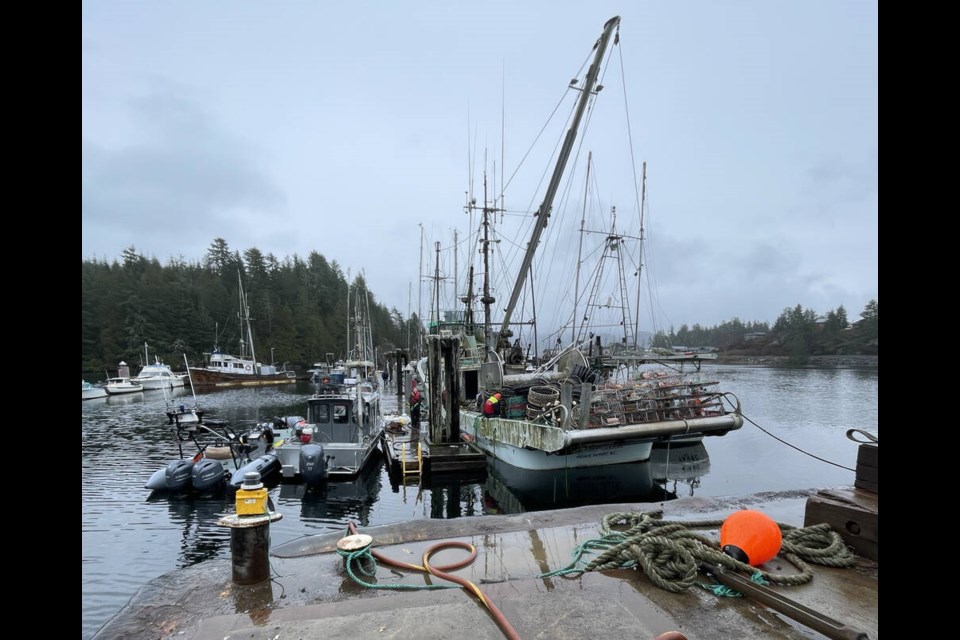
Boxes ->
[498,16,620,343]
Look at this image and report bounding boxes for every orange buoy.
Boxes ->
[720,509,782,566]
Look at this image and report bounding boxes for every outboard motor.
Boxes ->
[145,459,193,492]
[300,443,327,485]
[191,458,226,492]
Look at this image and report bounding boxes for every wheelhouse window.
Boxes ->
[309,404,331,424]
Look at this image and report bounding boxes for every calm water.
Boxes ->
[82,365,878,639]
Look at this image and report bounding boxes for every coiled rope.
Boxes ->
[541,510,856,595]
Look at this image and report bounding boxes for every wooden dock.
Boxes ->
[804,441,878,561]
[380,418,487,482]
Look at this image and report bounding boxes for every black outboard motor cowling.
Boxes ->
[300,443,327,485]
[165,459,194,491]
[192,458,226,492]
[145,458,194,492]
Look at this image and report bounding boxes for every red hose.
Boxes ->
[347,522,520,639]
[346,522,685,640]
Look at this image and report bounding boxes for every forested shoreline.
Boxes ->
[82,240,878,379]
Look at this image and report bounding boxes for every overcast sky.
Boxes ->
[82,1,878,335]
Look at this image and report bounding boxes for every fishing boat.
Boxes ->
[272,280,384,484]
[189,272,297,387]
[417,16,743,471]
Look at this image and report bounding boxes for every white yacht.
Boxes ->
[131,343,188,390]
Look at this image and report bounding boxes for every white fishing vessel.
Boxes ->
[419,17,743,471]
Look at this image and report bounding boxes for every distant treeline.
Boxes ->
[649,300,878,364]
[82,240,878,377]
[82,239,420,380]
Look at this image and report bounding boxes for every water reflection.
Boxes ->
[649,441,711,498]
[279,459,383,528]
[147,494,232,568]
[483,459,656,513]
[424,475,487,519]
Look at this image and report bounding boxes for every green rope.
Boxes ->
[540,510,857,595]
[336,547,460,592]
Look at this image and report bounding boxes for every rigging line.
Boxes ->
[616,35,644,220]
[743,413,855,473]
[529,91,600,338]
[498,86,571,201]
[504,85,590,312]
[500,41,594,202]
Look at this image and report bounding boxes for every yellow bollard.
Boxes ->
[218,472,282,585]
[236,472,269,516]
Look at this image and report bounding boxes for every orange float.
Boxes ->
[720,509,782,566]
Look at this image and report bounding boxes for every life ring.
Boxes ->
[245,364,252,372]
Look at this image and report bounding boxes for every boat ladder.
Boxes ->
[400,440,423,477]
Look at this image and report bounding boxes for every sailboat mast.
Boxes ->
[365,289,374,363]
[238,271,258,371]
[633,161,646,349]
[498,16,620,341]
[572,152,592,345]
[345,274,351,361]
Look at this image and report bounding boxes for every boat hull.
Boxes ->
[228,453,282,490]
[460,410,653,470]
[189,368,296,388]
[459,409,742,470]
[134,376,187,390]
[277,438,380,482]
[105,384,142,395]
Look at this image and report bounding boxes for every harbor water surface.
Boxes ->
[82,364,878,639]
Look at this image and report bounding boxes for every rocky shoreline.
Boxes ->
[715,354,878,368]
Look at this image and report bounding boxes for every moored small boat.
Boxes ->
[82,380,107,400]
[146,420,281,496]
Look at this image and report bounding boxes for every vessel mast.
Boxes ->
[238,271,258,371]
[498,16,620,345]
[633,161,647,350]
